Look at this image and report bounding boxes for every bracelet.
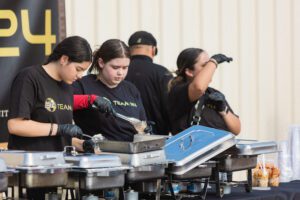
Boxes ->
[49,123,53,136]
[209,59,218,67]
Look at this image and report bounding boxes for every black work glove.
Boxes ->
[93,96,116,117]
[210,54,233,65]
[57,124,84,138]
[205,91,227,113]
[82,139,95,153]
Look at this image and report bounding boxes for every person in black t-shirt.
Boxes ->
[125,31,173,135]
[168,48,241,135]
[73,39,147,142]
[8,36,93,152]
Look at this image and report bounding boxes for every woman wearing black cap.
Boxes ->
[168,48,241,135]
[73,39,147,141]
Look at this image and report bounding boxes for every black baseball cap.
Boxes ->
[128,31,157,47]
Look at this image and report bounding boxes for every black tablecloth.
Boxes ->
[206,181,300,200]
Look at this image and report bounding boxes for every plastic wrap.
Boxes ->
[277,140,293,182]
[288,125,300,180]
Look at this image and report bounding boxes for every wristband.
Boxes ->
[209,59,218,67]
[220,106,229,117]
[49,123,53,136]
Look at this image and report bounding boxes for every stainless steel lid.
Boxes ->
[64,154,122,168]
[165,125,236,175]
[0,158,7,172]
[0,150,66,167]
[231,139,278,155]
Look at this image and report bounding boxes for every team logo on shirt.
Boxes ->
[45,98,57,112]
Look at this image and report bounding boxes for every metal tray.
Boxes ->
[67,166,128,190]
[217,155,257,172]
[64,154,122,168]
[98,138,165,153]
[172,161,216,180]
[0,151,66,167]
[165,125,236,175]
[19,170,68,188]
[105,149,167,167]
[225,139,278,155]
[126,165,166,182]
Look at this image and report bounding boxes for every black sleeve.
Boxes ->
[8,72,36,120]
[72,80,84,94]
[169,82,196,119]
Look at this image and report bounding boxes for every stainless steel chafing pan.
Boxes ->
[172,161,216,180]
[126,165,166,182]
[64,153,129,190]
[98,138,166,153]
[68,167,128,190]
[224,139,278,156]
[0,150,67,167]
[217,155,257,172]
[0,151,70,188]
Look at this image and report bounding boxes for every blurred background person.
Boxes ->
[126,31,173,135]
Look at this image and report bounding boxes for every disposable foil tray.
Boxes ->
[165,125,236,175]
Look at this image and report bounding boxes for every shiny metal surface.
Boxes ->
[107,149,166,167]
[172,162,216,179]
[20,171,68,188]
[231,139,278,155]
[99,138,165,153]
[126,165,166,182]
[0,151,66,167]
[67,167,128,190]
[165,125,236,175]
[217,155,257,171]
[64,154,122,168]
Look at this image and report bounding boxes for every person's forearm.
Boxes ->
[188,61,217,102]
[8,118,58,137]
[72,138,84,152]
[221,112,241,135]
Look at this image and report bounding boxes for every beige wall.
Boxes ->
[65,0,300,142]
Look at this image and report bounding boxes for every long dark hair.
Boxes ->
[45,36,92,64]
[88,39,130,74]
[169,48,204,90]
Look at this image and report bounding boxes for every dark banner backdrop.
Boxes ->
[0,0,65,142]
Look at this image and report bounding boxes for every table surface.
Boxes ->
[205,181,300,200]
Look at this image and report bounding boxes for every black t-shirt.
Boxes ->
[125,55,173,135]
[8,65,73,151]
[72,74,147,141]
[168,81,237,134]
